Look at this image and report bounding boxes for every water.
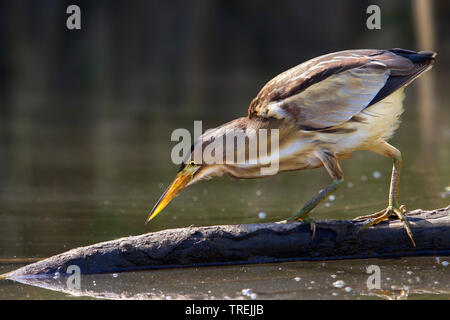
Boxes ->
[1,257,448,300]
[0,89,449,300]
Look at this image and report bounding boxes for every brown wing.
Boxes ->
[248,49,436,130]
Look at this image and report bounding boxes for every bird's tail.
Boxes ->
[389,48,436,66]
[367,49,436,107]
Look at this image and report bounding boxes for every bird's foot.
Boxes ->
[298,216,316,240]
[354,205,415,247]
[277,214,316,240]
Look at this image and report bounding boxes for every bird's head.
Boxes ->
[146,117,265,223]
[145,130,225,224]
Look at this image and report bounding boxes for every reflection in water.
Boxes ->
[2,257,449,300]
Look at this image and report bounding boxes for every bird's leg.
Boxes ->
[353,142,415,246]
[279,149,344,240]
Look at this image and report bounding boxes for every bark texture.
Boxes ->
[3,206,450,279]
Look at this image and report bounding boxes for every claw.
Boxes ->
[360,217,386,231]
[278,215,316,241]
[298,216,316,240]
[399,204,407,214]
[392,206,415,247]
[359,209,390,230]
[356,205,415,247]
[353,208,386,222]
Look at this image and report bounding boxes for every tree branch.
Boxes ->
[3,205,450,279]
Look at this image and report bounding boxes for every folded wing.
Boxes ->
[248,49,435,130]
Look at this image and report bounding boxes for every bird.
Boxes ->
[146,48,436,246]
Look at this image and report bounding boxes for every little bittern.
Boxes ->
[148,48,436,246]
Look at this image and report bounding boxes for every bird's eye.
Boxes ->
[189,161,196,166]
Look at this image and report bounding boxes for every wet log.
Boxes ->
[2,205,450,279]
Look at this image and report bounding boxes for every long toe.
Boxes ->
[353,208,387,221]
[360,209,391,230]
[357,205,416,247]
[298,216,316,240]
[392,207,416,247]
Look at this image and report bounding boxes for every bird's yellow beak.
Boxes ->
[146,166,198,224]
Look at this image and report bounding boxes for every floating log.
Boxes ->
[2,205,449,279]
